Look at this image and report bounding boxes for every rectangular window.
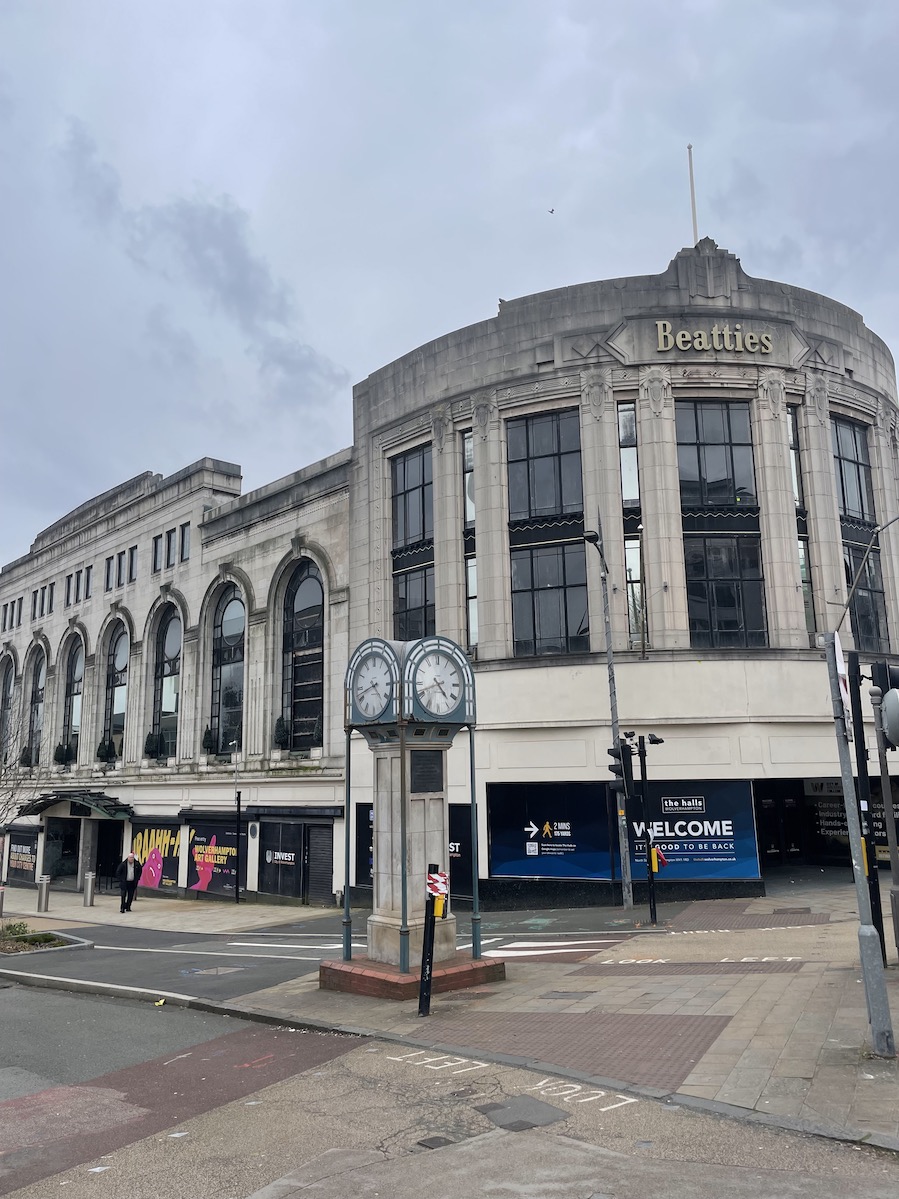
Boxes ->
[152,535,163,573]
[74,570,82,603]
[466,557,478,649]
[31,591,37,621]
[393,565,435,641]
[83,568,91,599]
[165,528,177,568]
[65,575,73,607]
[507,409,583,522]
[844,542,888,654]
[832,417,875,521]
[48,581,55,613]
[1,603,6,632]
[127,546,137,583]
[684,535,767,649]
[39,586,46,617]
[180,522,191,561]
[15,597,22,626]
[788,406,804,508]
[798,538,815,635]
[392,446,433,549]
[511,542,589,657]
[105,557,114,592]
[676,401,756,507]
[462,433,475,529]
[618,403,639,508]
[624,536,647,650]
[116,551,126,588]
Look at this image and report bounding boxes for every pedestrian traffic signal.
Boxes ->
[872,661,899,748]
[607,739,633,799]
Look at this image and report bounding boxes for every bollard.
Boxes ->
[0,885,4,921]
[36,875,51,913]
[83,872,96,907]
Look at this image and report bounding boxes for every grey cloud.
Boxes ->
[127,194,294,334]
[145,304,199,374]
[253,331,351,409]
[59,119,123,227]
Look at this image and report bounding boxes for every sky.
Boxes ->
[1,0,898,566]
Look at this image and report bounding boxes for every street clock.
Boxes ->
[402,636,475,725]
[345,638,401,728]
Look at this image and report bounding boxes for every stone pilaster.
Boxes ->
[123,642,143,764]
[637,366,690,649]
[798,373,847,642]
[179,627,199,760]
[431,404,465,643]
[470,393,510,659]
[870,400,899,650]
[753,369,808,648]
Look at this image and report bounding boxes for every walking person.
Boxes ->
[115,851,142,913]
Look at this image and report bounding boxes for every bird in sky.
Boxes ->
[548,208,554,214]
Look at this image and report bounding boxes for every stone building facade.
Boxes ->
[2,240,898,904]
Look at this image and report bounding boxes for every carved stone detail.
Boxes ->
[473,393,495,441]
[580,366,613,421]
[431,403,452,453]
[759,367,786,419]
[806,371,829,426]
[638,365,672,416]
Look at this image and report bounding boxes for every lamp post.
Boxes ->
[230,739,241,905]
[585,517,632,909]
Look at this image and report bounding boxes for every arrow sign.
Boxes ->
[524,821,538,838]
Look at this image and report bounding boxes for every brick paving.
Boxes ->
[425,1009,732,1090]
[573,961,806,976]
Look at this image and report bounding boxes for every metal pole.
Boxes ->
[637,736,657,925]
[868,686,899,962]
[825,633,894,1057]
[399,720,409,973]
[586,520,632,908]
[687,144,699,245]
[468,726,482,960]
[342,728,353,961]
[233,744,241,904]
[848,653,885,960]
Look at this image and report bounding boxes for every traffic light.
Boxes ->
[872,661,899,749]
[607,739,634,799]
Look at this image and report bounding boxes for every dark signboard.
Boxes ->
[630,779,760,880]
[186,823,248,895]
[355,803,374,887]
[448,804,472,897]
[488,782,614,879]
[7,829,38,882]
[805,777,899,863]
[411,750,444,794]
[132,823,182,889]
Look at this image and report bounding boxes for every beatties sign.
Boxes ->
[656,320,772,355]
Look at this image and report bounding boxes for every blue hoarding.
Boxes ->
[629,779,760,880]
[488,782,615,879]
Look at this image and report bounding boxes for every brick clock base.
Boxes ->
[319,952,506,1000]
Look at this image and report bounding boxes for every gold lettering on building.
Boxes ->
[656,320,772,354]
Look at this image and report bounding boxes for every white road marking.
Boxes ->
[483,947,616,958]
[93,945,321,961]
[500,939,623,949]
[227,941,366,951]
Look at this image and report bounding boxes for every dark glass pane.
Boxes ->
[534,546,563,590]
[530,414,555,457]
[860,467,875,521]
[221,599,245,645]
[701,445,731,503]
[620,446,639,507]
[742,581,767,637]
[842,463,863,520]
[405,571,423,610]
[700,404,726,444]
[683,538,706,578]
[425,565,435,605]
[732,445,756,502]
[560,453,583,513]
[512,593,534,656]
[391,456,405,492]
[507,420,527,462]
[675,403,696,444]
[558,409,581,453]
[392,494,405,547]
[728,405,752,444]
[508,461,529,521]
[566,586,589,641]
[405,451,422,490]
[738,538,762,578]
[511,550,532,592]
[837,421,856,461]
[713,582,740,633]
[422,481,433,538]
[706,538,736,578]
[617,404,636,447]
[531,457,559,515]
[677,445,701,505]
[564,543,587,585]
[163,615,182,660]
[405,493,422,543]
[535,589,564,653]
[422,447,432,484]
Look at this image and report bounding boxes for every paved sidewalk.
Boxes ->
[3,875,899,1150]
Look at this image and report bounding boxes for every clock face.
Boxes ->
[415,652,463,716]
[353,653,393,719]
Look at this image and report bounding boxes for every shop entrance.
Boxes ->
[258,820,333,904]
[96,821,124,889]
[753,782,812,870]
[44,816,81,885]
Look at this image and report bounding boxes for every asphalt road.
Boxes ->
[3,987,899,1199]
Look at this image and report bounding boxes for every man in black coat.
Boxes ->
[115,851,142,913]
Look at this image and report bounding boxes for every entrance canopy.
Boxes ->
[16,790,134,821]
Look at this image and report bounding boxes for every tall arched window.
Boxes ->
[28,650,46,765]
[153,606,182,758]
[104,622,129,759]
[212,585,245,754]
[282,561,324,752]
[0,661,13,766]
[62,640,85,762]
